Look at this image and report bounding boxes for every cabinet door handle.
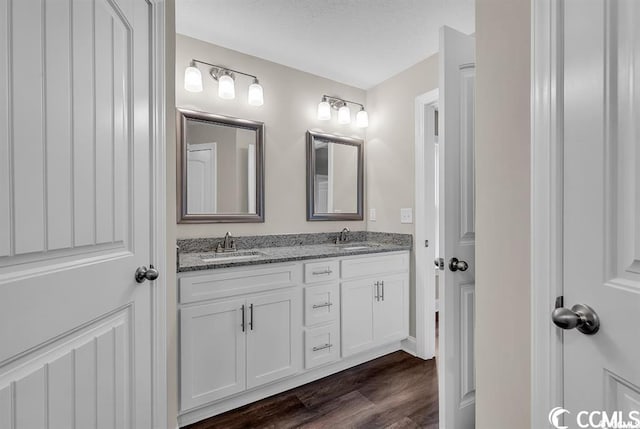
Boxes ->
[312,269,333,275]
[249,304,254,330]
[312,343,333,352]
[241,305,246,332]
[381,281,385,301]
[312,302,333,309]
[374,281,380,301]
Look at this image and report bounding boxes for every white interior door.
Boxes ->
[438,26,476,429]
[0,0,155,427]
[559,1,640,426]
[187,143,217,213]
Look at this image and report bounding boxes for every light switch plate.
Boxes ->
[400,208,413,224]
[369,208,377,221]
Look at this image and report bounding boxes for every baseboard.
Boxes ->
[401,336,417,356]
[178,341,403,427]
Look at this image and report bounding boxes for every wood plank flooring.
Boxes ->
[186,351,439,429]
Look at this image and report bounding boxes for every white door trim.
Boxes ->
[150,1,168,428]
[414,88,439,360]
[531,0,563,427]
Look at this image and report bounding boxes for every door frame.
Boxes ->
[531,0,563,427]
[150,1,168,428]
[414,88,439,360]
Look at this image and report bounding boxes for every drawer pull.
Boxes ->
[312,343,333,352]
[312,269,333,275]
[312,302,333,309]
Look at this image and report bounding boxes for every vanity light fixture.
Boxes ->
[184,59,264,106]
[316,95,368,128]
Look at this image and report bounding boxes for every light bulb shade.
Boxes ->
[218,73,235,99]
[356,109,369,128]
[337,105,351,124]
[317,100,331,120]
[248,80,264,106]
[184,66,203,92]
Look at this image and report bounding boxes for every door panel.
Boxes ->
[341,279,376,356]
[180,299,246,410]
[563,0,640,423]
[439,25,476,429]
[246,289,301,389]
[0,0,153,427]
[374,274,409,344]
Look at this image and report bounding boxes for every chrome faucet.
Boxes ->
[216,232,237,253]
[336,227,350,244]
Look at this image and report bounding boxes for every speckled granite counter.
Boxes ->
[177,232,412,272]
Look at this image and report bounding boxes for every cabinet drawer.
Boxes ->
[341,252,409,279]
[304,324,340,369]
[179,264,300,304]
[304,260,339,284]
[304,283,340,326]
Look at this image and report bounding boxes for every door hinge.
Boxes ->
[555,296,564,309]
[425,240,429,247]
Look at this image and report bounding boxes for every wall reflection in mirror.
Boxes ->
[177,109,264,223]
[307,131,363,221]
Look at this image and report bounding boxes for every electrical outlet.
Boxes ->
[400,208,413,224]
[369,208,377,221]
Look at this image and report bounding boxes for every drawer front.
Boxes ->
[179,264,301,304]
[304,260,339,284]
[304,283,340,326]
[304,324,340,369]
[341,252,409,279]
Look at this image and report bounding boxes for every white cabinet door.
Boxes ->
[180,299,246,410]
[341,279,376,357]
[246,289,302,389]
[374,274,409,345]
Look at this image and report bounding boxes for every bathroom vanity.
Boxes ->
[176,233,411,426]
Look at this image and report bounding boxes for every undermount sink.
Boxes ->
[200,251,265,263]
[335,242,382,251]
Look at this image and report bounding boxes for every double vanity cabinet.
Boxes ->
[177,249,410,425]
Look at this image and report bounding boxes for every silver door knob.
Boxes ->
[449,257,469,272]
[551,304,600,335]
[135,265,159,283]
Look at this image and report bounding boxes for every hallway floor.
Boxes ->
[186,351,439,429]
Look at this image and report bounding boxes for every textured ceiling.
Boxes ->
[176,0,475,89]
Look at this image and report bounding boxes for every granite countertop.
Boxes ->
[177,232,412,272]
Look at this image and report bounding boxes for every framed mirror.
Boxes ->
[306,130,364,221]
[177,108,265,223]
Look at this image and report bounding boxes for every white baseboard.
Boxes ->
[401,336,417,356]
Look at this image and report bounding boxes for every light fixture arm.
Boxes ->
[322,94,365,110]
[192,59,258,80]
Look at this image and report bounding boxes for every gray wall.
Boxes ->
[175,34,367,238]
[475,0,531,426]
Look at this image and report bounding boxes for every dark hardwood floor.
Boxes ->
[186,351,439,429]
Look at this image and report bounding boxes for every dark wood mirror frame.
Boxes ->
[177,108,265,223]
[306,130,364,221]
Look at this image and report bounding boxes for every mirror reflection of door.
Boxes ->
[314,141,359,214]
[187,143,217,214]
[184,119,257,215]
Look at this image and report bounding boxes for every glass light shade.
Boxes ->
[248,80,264,106]
[337,104,351,124]
[184,66,203,92]
[356,109,369,128]
[218,73,235,99]
[317,100,331,120]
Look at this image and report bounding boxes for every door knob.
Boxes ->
[551,304,600,335]
[448,257,469,272]
[135,265,159,283]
